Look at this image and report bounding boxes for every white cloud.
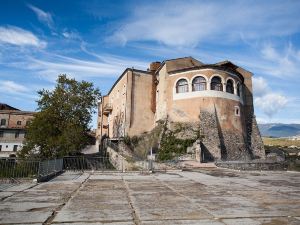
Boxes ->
[3,53,148,82]
[260,43,300,78]
[253,76,288,117]
[0,26,46,48]
[255,93,288,118]
[1,80,28,93]
[0,80,37,100]
[252,77,268,97]
[28,4,54,30]
[108,1,300,47]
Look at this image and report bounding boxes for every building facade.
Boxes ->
[97,57,264,161]
[0,104,35,157]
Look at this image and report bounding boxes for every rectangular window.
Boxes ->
[0,145,2,151]
[0,131,3,137]
[13,145,18,152]
[17,121,22,125]
[1,119,6,126]
[15,131,20,138]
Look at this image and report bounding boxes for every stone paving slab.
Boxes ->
[0,191,14,200]
[0,182,36,192]
[0,211,53,224]
[142,219,225,225]
[0,169,299,224]
[53,210,134,223]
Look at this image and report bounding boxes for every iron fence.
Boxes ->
[0,158,40,178]
[106,140,119,152]
[38,158,64,182]
[63,156,114,171]
[0,156,114,181]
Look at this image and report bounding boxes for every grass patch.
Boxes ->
[262,137,300,147]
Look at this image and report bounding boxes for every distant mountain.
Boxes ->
[258,123,300,137]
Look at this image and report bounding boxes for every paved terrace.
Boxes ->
[0,169,300,225]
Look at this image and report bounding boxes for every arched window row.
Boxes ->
[175,76,242,97]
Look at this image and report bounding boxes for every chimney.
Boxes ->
[149,62,161,113]
[149,62,161,72]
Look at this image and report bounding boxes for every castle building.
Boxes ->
[0,104,35,157]
[97,57,264,161]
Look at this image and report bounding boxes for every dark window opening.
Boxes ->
[226,79,234,94]
[235,106,240,116]
[192,76,206,91]
[1,119,6,126]
[211,77,223,91]
[15,131,20,138]
[17,121,22,125]
[0,131,3,137]
[13,145,18,152]
[176,79,188,93]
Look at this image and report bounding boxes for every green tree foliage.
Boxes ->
[19,75,101,159]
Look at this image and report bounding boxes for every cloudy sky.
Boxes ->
[0,0,300,127]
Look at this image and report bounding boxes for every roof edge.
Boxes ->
[107,68,151,96]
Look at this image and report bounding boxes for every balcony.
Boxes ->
[103,104,113,115]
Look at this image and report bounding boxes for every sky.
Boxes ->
[0,0,300,128]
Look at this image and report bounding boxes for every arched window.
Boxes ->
[192,76,206,91]
[176,79,188,93]
[226,79,234,94]
[237,83,241,97]
[211,76,223,91]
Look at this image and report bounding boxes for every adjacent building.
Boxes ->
[97,57,265,161]
[0,104,35,157]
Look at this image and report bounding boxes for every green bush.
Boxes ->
[158,131,196,161]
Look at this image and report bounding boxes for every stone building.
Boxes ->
[97,57,264,161]
[0,104,35,157]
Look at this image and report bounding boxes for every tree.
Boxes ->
[19,75,101,159]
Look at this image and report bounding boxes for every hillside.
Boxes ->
[258,123,300,137]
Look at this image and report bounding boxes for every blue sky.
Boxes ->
[0,0,300,128]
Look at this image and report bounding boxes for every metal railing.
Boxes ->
[38,158,64,182]
[63,156,114,171]
[106,139,119,152]
[0,158,39,178]
[0,156,115,181]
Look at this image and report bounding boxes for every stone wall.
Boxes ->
[199,110,250,161]
[216,161,287,170]
[247,115,265,159]
[107,146,131,171]
[199,111,222,160]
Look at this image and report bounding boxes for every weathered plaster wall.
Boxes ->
[128,72,154,136]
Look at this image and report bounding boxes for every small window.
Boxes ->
[0,145,2,151]
[0,131,3,137]
[192,76,206,91]
[211,77,223,91]
[15,131,20,138]
[235,106,240,116]
[13,145,18,152]
[17,121,22,125]
[1,119,6,126]
[226,79,234,94]
[176,79,189,93]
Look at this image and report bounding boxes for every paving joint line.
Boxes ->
[42,172,91,225]
[0,182,39,201]
[122,176,141,225]
[152,174,215,218]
